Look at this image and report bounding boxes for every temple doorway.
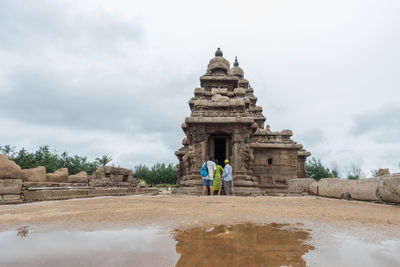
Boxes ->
[214,137,226,165]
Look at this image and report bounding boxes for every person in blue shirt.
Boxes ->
[222,159,233,195]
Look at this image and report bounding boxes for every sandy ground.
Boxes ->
[0,195,399,236]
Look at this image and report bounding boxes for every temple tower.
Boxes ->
[175,48,310,195]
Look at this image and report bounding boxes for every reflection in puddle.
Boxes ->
[0,223,399,267]
[173,223,313,267]
[17,226,29,238]
[0,226,179,267]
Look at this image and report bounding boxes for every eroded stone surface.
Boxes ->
[318,178,350,199]
[46,168,69,183]
[22,166,46,182]
[68,171,88,183]
[0,179,22,195]
[378,174,400,203]
[288,178,316,194]
[0,155,22,179]
[89,166,137,187]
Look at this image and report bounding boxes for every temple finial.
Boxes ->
[215,48,223,57]
[234,56,239,67]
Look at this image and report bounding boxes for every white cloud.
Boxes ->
[1,0,400,175]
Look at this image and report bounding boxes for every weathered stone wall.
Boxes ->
[89,166,137,187]
[0,155,23,204]
[306,174,400,203]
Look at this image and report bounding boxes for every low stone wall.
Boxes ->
[0,155,23,204]
[309,174,400,203]
[0,155,143,204]
[23,187,158,202]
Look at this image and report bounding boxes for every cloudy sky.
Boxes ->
[1,0,399,177]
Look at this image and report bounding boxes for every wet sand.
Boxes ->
[1,195,400,266]
[0,195,399,235]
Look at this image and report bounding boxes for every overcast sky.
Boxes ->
[1,0,399,177]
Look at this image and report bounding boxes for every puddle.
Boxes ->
[0,226,179,267]
[305,232,400,267]
[173,223,313,266]
[0,223,399,266]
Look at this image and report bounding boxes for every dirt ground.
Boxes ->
[0,194,399,234]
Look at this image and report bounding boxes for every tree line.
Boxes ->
[305,157,394,181]
[0,145,111,175]
[0,145,178,185]
[133,163,178,186]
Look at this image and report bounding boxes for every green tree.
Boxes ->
[347,175,360,180]
[96,155,113,166]
[1,144,105,175]
[133,163,178,186]
[306,157,336,181]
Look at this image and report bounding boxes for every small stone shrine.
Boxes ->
[175,48,310,195]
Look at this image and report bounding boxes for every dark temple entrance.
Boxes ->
[214,137,226,165]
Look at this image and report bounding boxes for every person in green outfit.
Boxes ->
[213,160,224,195]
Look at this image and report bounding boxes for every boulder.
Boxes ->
[68,171,88,183]
[0,179,22,194]
[46,168,69,183]
[378,174,400,203]
[21,166,46,182]
[318,178,351,199]
[0,154,22,179]
[288,178,316,194]
[349,177,380,201]
[309,181,318,195]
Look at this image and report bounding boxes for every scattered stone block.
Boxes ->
[0,179,22,194]
[22,166,46,182]
[0,154,22,179]
[68,171,88,183]
[46,168,68,183]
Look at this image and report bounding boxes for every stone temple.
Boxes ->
[175,48,310,195]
